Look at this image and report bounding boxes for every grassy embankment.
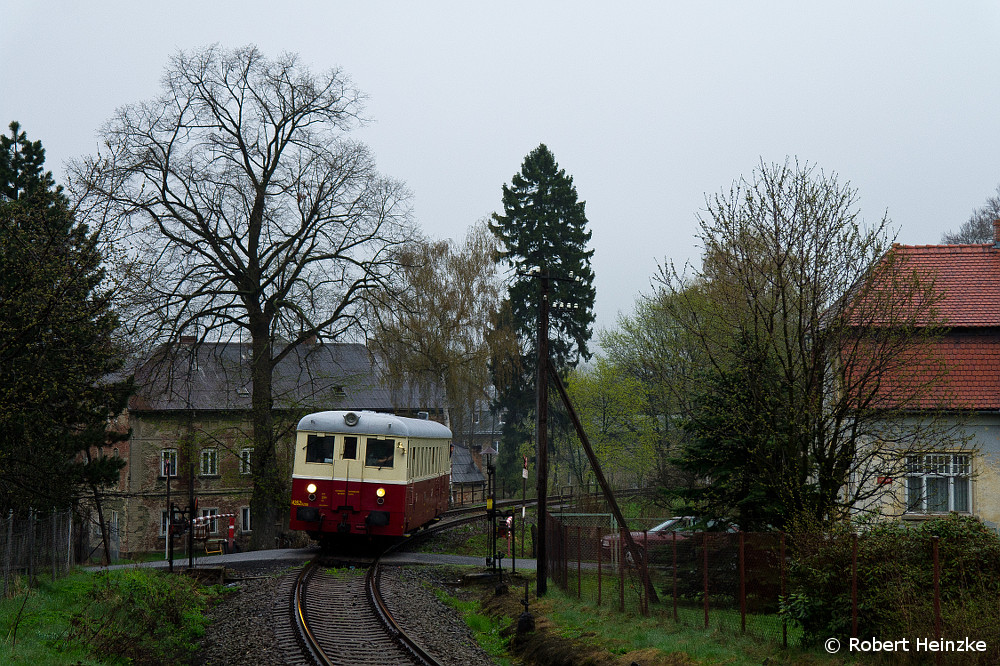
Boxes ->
[423,516,855,664]
[1,568,221,665]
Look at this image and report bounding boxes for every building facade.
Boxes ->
[863,231,1000,528]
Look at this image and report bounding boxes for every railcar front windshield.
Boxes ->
[365,438,395,468]
[305,435,335,463]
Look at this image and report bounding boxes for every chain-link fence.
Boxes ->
[545,512,1000,652]
[544,512,795,647]
[2,508,76,597]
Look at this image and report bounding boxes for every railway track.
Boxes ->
[282,512,489,666]
[277,491,635,664]
[279,558,458,666]
[289,558,438,666]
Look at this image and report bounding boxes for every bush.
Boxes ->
[786,514,1000,659]
[69,568,216,665]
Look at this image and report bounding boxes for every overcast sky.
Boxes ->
[4,2,1000,342]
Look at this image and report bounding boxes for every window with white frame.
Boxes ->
[160,509,169,536]
[200,448,218,476]
[201,508,219,534]
[240,448,252,475]
[161,449,178,477]
[241,506,252,533]
[905,453,971,514]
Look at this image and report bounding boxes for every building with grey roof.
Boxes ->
[449,444,486,504]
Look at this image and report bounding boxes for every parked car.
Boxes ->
[601,516,737,563]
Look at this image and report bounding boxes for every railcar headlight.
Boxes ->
[306,483,317,494]
[376,487,386,498]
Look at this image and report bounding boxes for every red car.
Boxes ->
[601,517,737,563]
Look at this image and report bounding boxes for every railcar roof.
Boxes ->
[297,410,452,439]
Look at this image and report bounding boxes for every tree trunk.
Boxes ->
[248,320,281,550]
[91,485,110,565]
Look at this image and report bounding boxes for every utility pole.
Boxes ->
[188,455,195,569]
[166,461,173,573]
[535,268,550,596]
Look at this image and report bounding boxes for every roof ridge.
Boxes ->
[894,243,994,251]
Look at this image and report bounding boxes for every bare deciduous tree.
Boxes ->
[659,159,964,528]
[70,45,414,548]
[941,184,1000,244]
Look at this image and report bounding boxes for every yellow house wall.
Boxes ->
[864,415,1000,529]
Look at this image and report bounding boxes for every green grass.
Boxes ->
[1,568,221,666]
[2,573,116,665]
[324,565,365,579]
[427,567,840,665]
[432,587,514,665]
[537,584,848,665]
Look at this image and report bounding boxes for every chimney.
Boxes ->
[994,219,1000,248]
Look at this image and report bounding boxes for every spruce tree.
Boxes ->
[489,144,596,485]
[0,122,130,512]
[669,334,787,531]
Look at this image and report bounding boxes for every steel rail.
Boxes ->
[366,550,441,666]
[293,561,334,666]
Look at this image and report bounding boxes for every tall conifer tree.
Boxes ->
[489,144,596,484]
[0,122,130,512]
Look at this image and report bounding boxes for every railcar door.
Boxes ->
[405,442,415,531]
[341,435,361,511]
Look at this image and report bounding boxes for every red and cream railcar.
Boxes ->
[289,410,451,540]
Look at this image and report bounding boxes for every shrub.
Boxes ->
[786,514,1000,660]
[69,568,216,665]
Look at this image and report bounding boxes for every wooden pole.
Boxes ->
[547,358,660,604]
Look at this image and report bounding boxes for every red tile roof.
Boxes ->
[888,243,1000,327]
[858,243,1000,410]
[858,333,1000,411]
[938,335,1000,410]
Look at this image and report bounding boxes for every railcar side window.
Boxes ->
[365,438,394,468]
[343,436,358,460]
[305,435,334,463]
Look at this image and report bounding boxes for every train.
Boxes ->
[289,410,452,542]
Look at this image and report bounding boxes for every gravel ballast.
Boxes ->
[195,559,500,665]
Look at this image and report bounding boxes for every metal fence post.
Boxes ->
[618,528,625,612]
[51,507,57,582]
[642,529,649,616]
[739,531,746,634]
[851,533,858,638]
[67,510,73,573]
[781,532,787,648]
[3,509,12,597]
[576,525,581,599]
[28,508,35,585]
[672,530,678,622]
[596,531,602,606]
[562,523,569,589]
[703,531,710,629]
